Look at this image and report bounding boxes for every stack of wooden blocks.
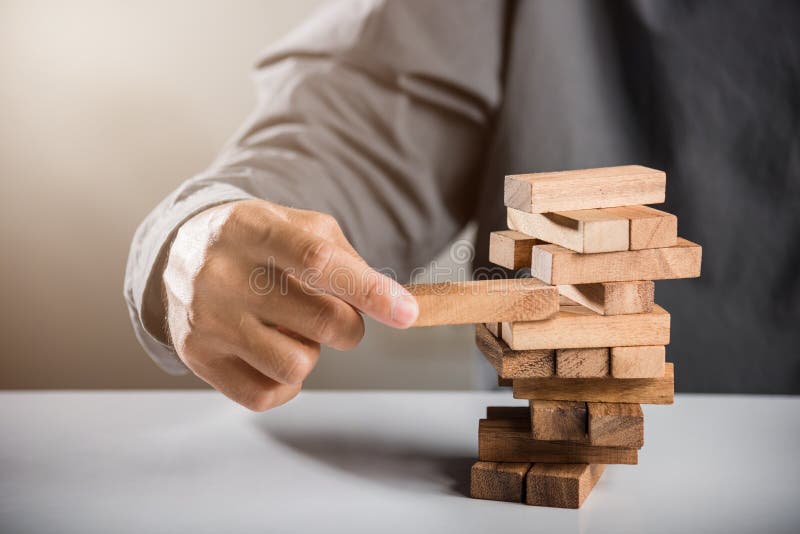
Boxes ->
[471,165,702,508]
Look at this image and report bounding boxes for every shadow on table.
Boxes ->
[253,421,474,497]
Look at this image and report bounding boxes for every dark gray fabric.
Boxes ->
[475,0,800,393]
[126,0,798,392]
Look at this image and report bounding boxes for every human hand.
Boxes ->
[163,199,419,410]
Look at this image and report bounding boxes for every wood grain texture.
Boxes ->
[555,348,610,378]
[406,279,559,326]
[489,230,539,269]
[501,304,670,350]
[533,238,702,285]
[530,401,587,442]
[504,165,666,213]
[479,418,638,464]
[526,463,605,509]
[476,324,555,379]
[610,346,666,379]
[512,363,675,404]
[507,207,629,253]
[588,403,644,448]
[557,293,585,312]
[558,281,655,315]
[470,461,531,503]
[604,205,678,250]
[528,401,643,448]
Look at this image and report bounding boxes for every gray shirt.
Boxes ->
[125,0,800,392]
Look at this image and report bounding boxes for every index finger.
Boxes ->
[261,221,419,328]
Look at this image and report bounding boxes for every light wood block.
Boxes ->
[504,165,666,213]
[476,324,555,379]
[558,281,655,315]
[489,230,540,270]
[406,279,558,326]
[558,294,584,311]
[484,322,501,337]
[526,463,605,509]
[532,238,702,285]
[530,401,587,442]
[479,418,638,464]
[604,205,677,249]
[501,304,670,350]
[487,406,529,419]
[507,207,629,254]
[555,348,610,378]
[588,403,644,448]
[513,363,675,404]
[611,346,666,379]
[470,461,531,503]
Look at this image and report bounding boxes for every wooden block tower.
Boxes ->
[404,165,701,508]
[473,165,702,508]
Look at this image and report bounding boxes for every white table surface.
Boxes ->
[1,391,798,534]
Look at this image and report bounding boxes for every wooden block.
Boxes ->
[588,403,644,448]
[611,346,666,379]
[604,205,677,250]
[501,304,670,350]
[532,238,702,285]
[487,406,529,419]
[498,376,513,387]
[526,463,605,509]
[504,165,666,213]
[489,230,539,269]
[558,281,655,315]
[407,279,559,326]
[555,348,610,378]
[484,322,501,337]
[528,401,642,448]
[470,461,531,503]
[479,418,638,464]
[513,363,675,404]
[530,401,587,442]
[557,294,584,312]
[476,324,555,379]
[507,207,629,253]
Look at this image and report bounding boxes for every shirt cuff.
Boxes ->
[124,182,256,374]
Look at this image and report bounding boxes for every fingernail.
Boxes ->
[391,295,418,327]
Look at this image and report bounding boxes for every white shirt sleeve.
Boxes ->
[124,0,506,373]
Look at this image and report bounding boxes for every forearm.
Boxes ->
[124,0,506,372]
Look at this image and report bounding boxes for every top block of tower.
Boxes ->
[504,165,666,213]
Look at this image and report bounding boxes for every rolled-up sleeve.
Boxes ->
[124,0,506,373]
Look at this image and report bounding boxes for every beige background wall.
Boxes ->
[0,0,477,390]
